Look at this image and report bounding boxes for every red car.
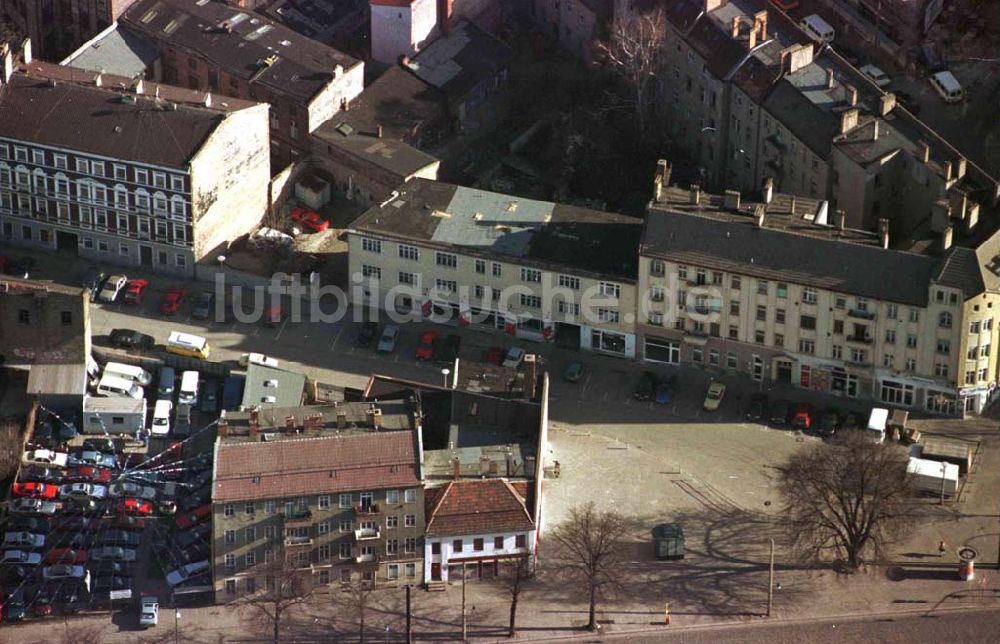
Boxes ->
[66,466,113,484]
[792,403,813,430]
[12,482,58,500]
[160,287,185,315]
[176,504,211,530]
[45,548,88,565]
[123,279,149,305]
[290,207,330,233]
[120,498,154,516]
[415,331,438,361]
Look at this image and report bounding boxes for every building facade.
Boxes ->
[370,0,438,65]
[212,413,425,601]
[639,168,1000,416]
[347,178,642,358]
[0,51,270,276]
[532,0,609,62]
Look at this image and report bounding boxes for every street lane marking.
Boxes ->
[275,318,288,340]
[330,326,344,350]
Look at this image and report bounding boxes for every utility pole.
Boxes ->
[461,562,467,642]
[940,461,947,505]
[767,538,775,617]
[405,584,412,644]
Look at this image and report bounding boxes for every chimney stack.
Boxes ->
[366,406,382,430]
[836,210,846,231]
[653,159,671,201]
[724,189,741,210]
[94,73,102,87]
[2,46,13,85]
[965,201,980,233]
[872,120,879,141]
[879,93,896,115]
[732,15,741,39]
[878,218,890,249]
[826,68,835,89]
[452,457,460,481]
[21,38,31,65]
[284,415,295,430]
[789,195,797,215]
[941,225,953,252]
[748,24,757,50]
[840,108,859,134]
[956,157,967,179]
[218,418,229,438]
[336,412,347,429]
[943,161,953,182]
[762,176,774,204]
[133,78,144,94]
[376,124,383,138]
[846,84,858,106]
[690,184,701,205]
[754,10,768,41]
[204,92,212,108]
[755,204,766,228]
[919,141,931,163]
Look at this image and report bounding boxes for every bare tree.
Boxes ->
[596,8,665,135]
[502,556,533,637]
[242,556,315,644]
[52,624,103,644]
[778,432,918,572]
[549,502,629,631]
[333,577,376,643]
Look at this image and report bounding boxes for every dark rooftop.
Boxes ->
[122,0,360,103]
[404,19,513,100]
[219,401,415,439]
[312,123,439,179]
[0,62,255,169]
[350,179,642,280]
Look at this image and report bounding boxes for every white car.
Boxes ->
[139,596,159,628]
[109,482,157,501]
[10,498,60,515]
[0,549,42,565]
[166,560,210,587]
[42,564,88,581]
[23,449,69,467]
[98,275,128,303]
[3,532,45,549]
[860,64,890,87]
[238,352,279,368]
[502,347,525,369]
[60,483,108,500]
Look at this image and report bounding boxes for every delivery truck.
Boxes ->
[906,457,958,497]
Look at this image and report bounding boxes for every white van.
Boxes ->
[929,71,964,103]
[152,400,173,436]
[97,374,144,399]
[238,353,280,368]
[867,407,889,444]
[165,331,210,360]
[178,371,200,406]
[799,14,835,43]
[103,362,152,387]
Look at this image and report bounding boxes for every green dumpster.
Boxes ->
[652,523,685,560]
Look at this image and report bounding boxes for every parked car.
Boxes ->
[860,64,890,87]
[23,449,68,467]
[354,322,378,347]
[199,379,219,413]
[745,393,768,422]
[60,483,108,500]
[122,278,149,305]
[791,403,813,430]
[89,561,128,578]
[90,547,137,563]
[65,466,113,484]
[54,516,100,532]
[7,517,50,534]
[70,450,117,468]
[109,328,155,351]
[109,482,157,500]
[655,376,677,405]
[290,207,330,232]
[56,583,86,613]
[166,560,210,587]
[98,275,128,303]
[439,334,461,364]
[45,548,88,565]
[42,564,89,581]
[178,485,211,512]
[10,498,60,516]
[502,347,526,369]
[377,324,400,353]
[3,532,45,549]
[634,371,659,401]
[563,362,585,383]
[191,291,215,320]
[119,498,154,516]
[415,331,439,361]
[21,466,63,484]
[769,400,791,426]
[82,438,119,453]
[81,268,106,302]
[3,589,26,621]
[175,505,211,530]
[139,596,159,628]
[817,408,840,438]
[92,575,132,595]
[160,288,185,315]
[0,550,42,565]
[12,482,58,500]
[97,531,141,548]
[175,524,212,550]
[703,382,726,411]
[30,588,54,617]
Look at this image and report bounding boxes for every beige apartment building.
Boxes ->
[639,164,1000,416]
[347,178,643,358]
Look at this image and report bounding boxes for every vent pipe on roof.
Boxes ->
[204,92,212,108]
[376,124,383,138]
[846,84,858,106]
[956,156,967,179]
[94,73,102,87]
[755,204,765,228]
[943,161,953,182]
[872,119,879,141]
[965,201,980,233]
[21,38,32,65]
[689,184,701,206]
[789,195,796,215]
[826,67,835,89]
[941,225,953,252]
[919,141,931,163]
[835,209,846,232]
[878,218,890,249]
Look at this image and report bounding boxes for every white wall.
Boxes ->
[423,529,535,583]
[371,0,437,65]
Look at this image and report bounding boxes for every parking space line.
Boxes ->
[580,372,592,397]
[331,326,344,350]
[275,318,288,340]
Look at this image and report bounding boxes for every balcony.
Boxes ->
[284,535,313,547]
[353,503,380,516]
[848,308,876,320]
[354,526,381,541]
[282,509,312,525]
[846,335,872,345]
[355,553,380,565]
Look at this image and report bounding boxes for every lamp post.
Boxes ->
[175,609,180,644]
[441,368,450,389]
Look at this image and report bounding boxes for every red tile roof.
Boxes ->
[213,431,420,503]
[425,479,534,537]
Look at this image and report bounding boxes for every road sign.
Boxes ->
[109,589,132,601]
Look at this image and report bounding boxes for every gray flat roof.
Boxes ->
[240,364,306,410]
[26,364,87,397]
[62,25,161,78]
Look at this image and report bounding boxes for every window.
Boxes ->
[170,175,184,191]
[598,309,620,323]
[965,370,976,385]
[436,252,457,268]
[404,489,417,503]
[800,315,816,330]
[906,334,918,348]
[361,237,381,253]
[452,539,463,553]
[386,516,398,529]
[799,339,815,354]
[729,301,740,316]
[695,269,707,285]
[340,542,352,559]
[224,503,234,517]
[405,563,416,578]
[650,259,665,276]
[91,161,105,177]
[317,521,329,535]
[225,530,236,544]
[982,344,991,358]
[936,339,950,355]
[17,310,30,325]
[776,283,788,298]
[757,280,769,295]
[831,344,842,359]
[905,358,916,371]
[387,564,400,580]
[387,539,399,555]
[887,304,898,319]
[559,275,580,290]
[475,259,486,274]
[339,494,352,508]
[318,545,331,561]
[599,282,621,298]
[773,335,784,349]
[386,490,400,504]
[398,244,419,260]
[405,538,416,554]
[59,311,73,326]
[521,267,542,283]
[803,287,817,304]
[404,514,415,527]
[436,279,457,293]
[153,172,167,189]
[934,362,949,378]
[730,276,741,290]
[939,312,952,328]
[318,495,330,509]
[245,551,256,567]
[754,330,766,344]
[515,534,527,548]
[834,296,847,310]
[492,262,502,277]
[474,538,484,551]
[225,579,237,595]
[75,158,88,173]
[909,308,920,323]
[398,271,416,286]
[756,305,767,321]
[520,293,541,308]
[362,265,381,279]
[712,272,723,285]
[885,329,896,344]
[225,554,236,570]
[245,502,255,515]
[494,536,504,549]
[340,520,352,532]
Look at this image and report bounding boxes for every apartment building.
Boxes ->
[0,47,270,277]
[348,178,642,358]
[117,0,364,169]
[423,478,535,584]
[533,0,610,62]
[212,403,425,601]
[639,0,998,235]
[639,162,1000,416]
[1,0,137,61]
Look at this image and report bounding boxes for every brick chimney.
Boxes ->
[762,177,774,204]
[366,406,382,429]
[956,157,967,179]
[754,10,768,41]
[653,159,671,201]
[965,201,980,233]
[249,408,259,434]
[919,141,931,163]
[878,218,889,249]
[879,93,896,115]
[284,415,296,430]
[731,15,741,39]
[826,68,835,89]
[941,225,954,251]
[845,84,858,106]
[218,418,229,438]
[21,37,31,65]
[452,457,460,481]
[2,46,13,85]
[724,189,741,210]
[437,0,453,33]
[840,108,859,134]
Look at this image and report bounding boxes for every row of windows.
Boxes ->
[222,490,418,516]
[223,563,417,595]
[222,538,418,572]
[1,197,190,245]
[223,514,417,545]
[431,533,528,555]
[0,145,185,191]
[2,222,190,265]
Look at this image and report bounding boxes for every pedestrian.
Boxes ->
[938,540,947,557]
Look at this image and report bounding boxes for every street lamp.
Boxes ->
[175,609,180,644]
[441,368,450,388]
